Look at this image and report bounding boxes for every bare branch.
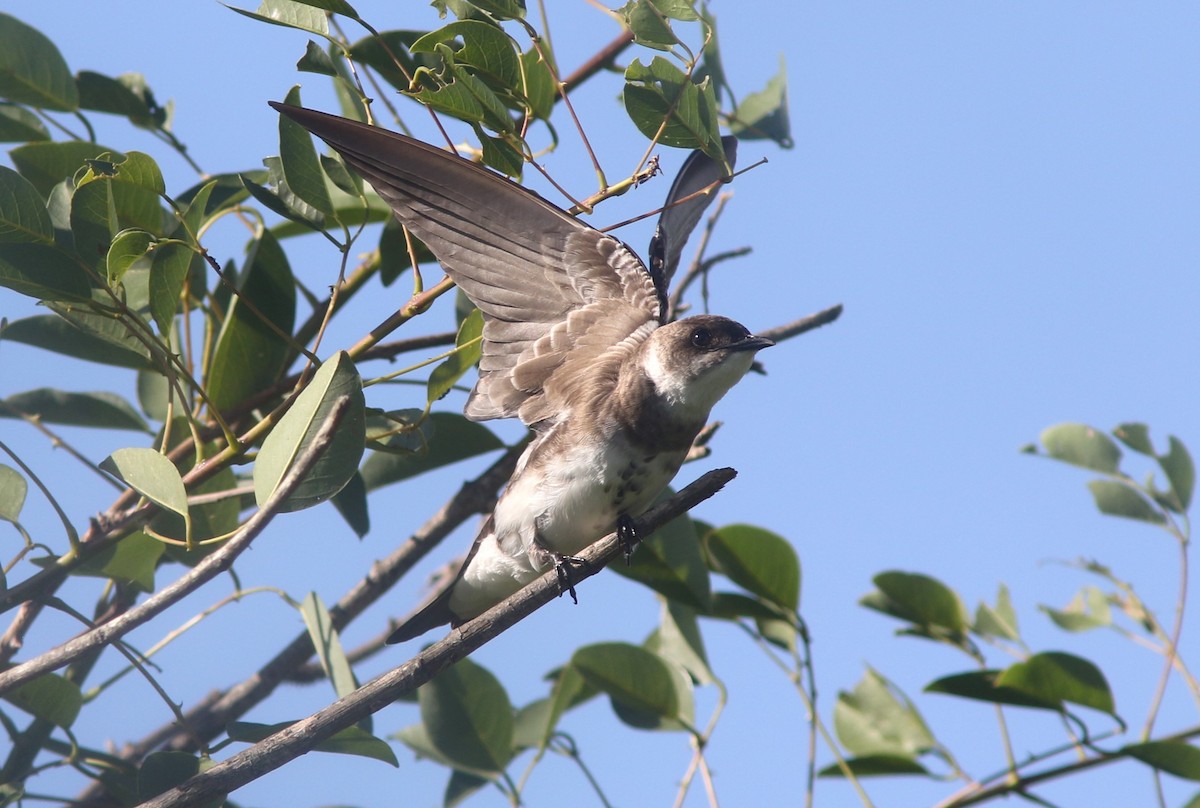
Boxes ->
[0,397,352,698]
[138,468,737,808]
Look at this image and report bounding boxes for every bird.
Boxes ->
[269,102,775,642]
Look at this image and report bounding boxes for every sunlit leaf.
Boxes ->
[730,56,792,147]
[861,571,967,637]
[0,464,27,522]
[427,308,483,405]
[300,591,358,698]
[73,530,163,592]
[835,668,935,759]
[926,670,1061,711]
[572,642,684,724]
[705,523,799,613]
[254,351,365,512]
[276,86,335,215]
[1039,422,1122,473]
[100,447,189,523]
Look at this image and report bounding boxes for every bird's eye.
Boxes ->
[690,327,712,348]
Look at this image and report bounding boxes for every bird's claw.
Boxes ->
[617,514,639,565]
[554,554,590,604]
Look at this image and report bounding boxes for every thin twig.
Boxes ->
[0,397,351,697]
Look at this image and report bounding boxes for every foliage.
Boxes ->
[0,3,1195,808]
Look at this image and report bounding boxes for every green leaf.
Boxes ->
[1040,585,1112,633]
[0,13,79,111]
[1112,422,1155,455]
[411,21,521,90]
[1125,741,1200,781]
[206,229,296,412]
[227,721,397,766]
[518,46,555,120]
[149,241,195,336]
[277,86,335,215]
[973,583,1020,641]
[1,389,150,432]
[409,55,516,133]
[71,152,169,268]
[106,228,154,284]
[138,752,220,806]
[300,591,358,698]
[459,0,525,20]
[996,651,1116,715]
[76,71,165,129]
[0,242,91,301]
[420,658,514,773]
[1039,422,1122,473]
[647,600,716,686]
[705,523,799,613]
[2,671,82,728]
[618,0,684,51]
[0,463,27,522]
[359,412,502,490]
[330,470,370,538]
[2,313,153,369]
[818,755,930,778]
[0,103,50,141]
[706,591,788,623]
[571,642,685,724]
[623,56,724,162]
[926,670,1061,711]
[427,308,483,405]
[1086,479,1165,524]
[861,571,967,637]
[347,31,427,92]
[730,56,792,147]
[225,0,331,37]
[1160,435,1194,511]
[254,351,365,512]
[0,165,53,243]
[610,505,711,612]
[535,663,596,751]
[834,668,935,759]
[73,530,163,592]
[8,140,114,197]
[101,448,189,525]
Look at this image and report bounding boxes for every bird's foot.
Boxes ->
[617,514,639,565]
[554,554,591,605]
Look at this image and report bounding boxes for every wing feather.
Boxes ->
[270,103,661,424]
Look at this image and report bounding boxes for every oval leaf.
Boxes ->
[0,463,27,522]
[611,507,711,611]
[0,13,79,111]
[100,447,188,519]
[254,351,366,512]
[0,164,52,243]
[835,668,935,758]
[862,571,967,636]
[420,657,514,773]
[2,389,150,432]
[2,671,82,728]
[996,651,1116,715]
[1086,479,1165,524]
[705,523,800,613]
[1125,741,1200,782]
[1039,423,1122,473]
[571,642,682,722]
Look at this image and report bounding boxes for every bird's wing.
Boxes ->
[648,135,739,300]
[270,103,661,426]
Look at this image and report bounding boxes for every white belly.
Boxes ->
[492,437,686,563]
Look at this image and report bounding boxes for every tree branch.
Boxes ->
[138,467,737,808]
[759,304,843,344]
[0,397,352,698]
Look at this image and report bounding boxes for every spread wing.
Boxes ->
[648,135,739,300]
[270,102,661,426]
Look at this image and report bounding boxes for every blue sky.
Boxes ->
[3,3,1198,806]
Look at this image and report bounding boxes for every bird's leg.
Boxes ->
[617,514,639,564]
[553,553,592,605]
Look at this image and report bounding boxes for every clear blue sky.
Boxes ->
[3,3,1198,806]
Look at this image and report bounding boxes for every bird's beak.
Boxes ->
[732,335,776,353]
